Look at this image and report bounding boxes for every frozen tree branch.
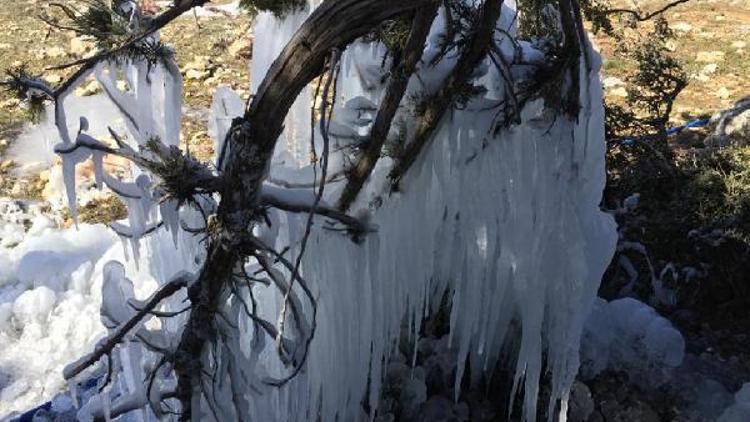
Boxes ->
[260,185,371,236]
[337,2,440,211]
[389,0,504,189]
[63,274,191,381]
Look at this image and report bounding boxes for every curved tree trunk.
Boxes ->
[173,1,436,417]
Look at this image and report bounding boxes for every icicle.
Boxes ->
[68,378,79,409]
[100,387,112,422]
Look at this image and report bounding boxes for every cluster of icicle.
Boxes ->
[55,1,617,421]
[214,2,616,421]
[47,3,206,420]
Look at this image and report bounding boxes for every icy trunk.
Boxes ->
[245,4,617,422]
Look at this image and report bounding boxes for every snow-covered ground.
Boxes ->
[0,202,116,416]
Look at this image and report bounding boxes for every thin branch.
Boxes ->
[337,2,440,211]
[64,275,190,380]
[276,48,341,357]
[603,0,691,21]
[46,0,210,71]
[259,191,371,237]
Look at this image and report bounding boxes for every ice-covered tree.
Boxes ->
[5,0,616,420]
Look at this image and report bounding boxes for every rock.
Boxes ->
[228,38,252,59]
[69,37,92,56]
[716,87,731,100]
[0,160,15,172]
[44,74,62,85]
[185,68,210,80]
[74,80,100,97]
[706,98,750,146]
[609,87,628,98]
[568,382,595,422]
[672,22,693,33]
[603,76,625,88]
[702,63,719,75]
[696,51,726,63]
[11,182,23,196]
[732,41,747,49]
[43,46,66,58]
[0,99,20,108]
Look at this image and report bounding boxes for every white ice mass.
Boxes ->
[1,1,625,421]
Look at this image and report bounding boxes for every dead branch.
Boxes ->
[603,0,691,21]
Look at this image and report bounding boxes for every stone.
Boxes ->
[185,68,210,81]
[672,22,693,32]
[716,87,731,100]
[609,87,628,98]
[701,63,719,75]
[228,38,252,59]
[732,41,747,49]
[706,99,750,146]
[0,160,15,171]
[74,80,100,97]
[602,76,625,88]
[44,46,66,58]
[0,99,20,108]
[69,37,92,56]
[44,74,62,85]
[696,51,726,62]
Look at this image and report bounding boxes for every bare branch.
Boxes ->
[603,0,691,21]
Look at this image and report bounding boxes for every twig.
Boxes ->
[603,0,692,21]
